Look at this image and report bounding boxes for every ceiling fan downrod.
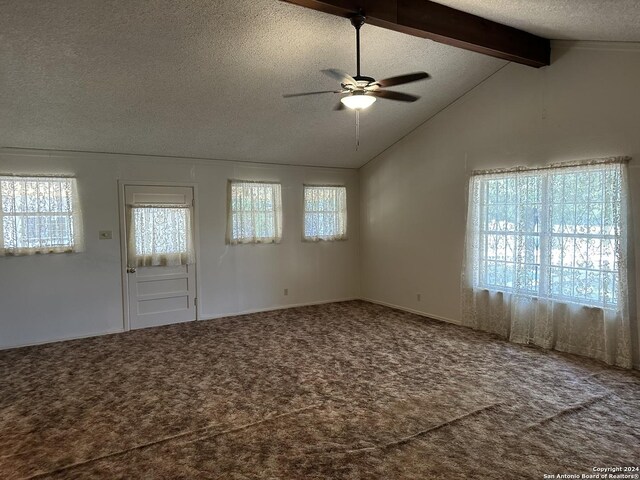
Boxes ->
[351,14,365,79]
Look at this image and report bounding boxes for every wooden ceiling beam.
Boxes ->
[280,0,551,68]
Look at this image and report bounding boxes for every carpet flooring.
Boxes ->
[1,300,638,479]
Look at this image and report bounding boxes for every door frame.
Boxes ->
[118,180,202,332]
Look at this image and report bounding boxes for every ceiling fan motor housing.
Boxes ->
[354,75,375,84]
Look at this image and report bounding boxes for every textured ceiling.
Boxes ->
[0,0,505,168]
[2,1,637,168]
[435,0,640,41]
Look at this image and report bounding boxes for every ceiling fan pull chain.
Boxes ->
[355,109,360,151]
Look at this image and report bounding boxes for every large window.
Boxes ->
[0,176,83,256]
[467,160,626,309]
[303,185,347,241]
[227,180,282,244]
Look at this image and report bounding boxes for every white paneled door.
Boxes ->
[123,185,197,330]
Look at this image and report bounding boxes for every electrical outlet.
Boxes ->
[284,288,289,296]
[99,230,113,240]
[417,293,421,302]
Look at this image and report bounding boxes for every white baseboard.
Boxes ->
[4,298,638,372]
[0,298,359,351]
[360,297,461,326]
[0,328,125,351]
[361,298,640,372]
[199,297,359,322]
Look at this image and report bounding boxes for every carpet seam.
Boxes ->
[345,402,504,454]
[20,403,323,480]
[525,394,611,430]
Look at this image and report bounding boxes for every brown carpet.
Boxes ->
[1,300,638,479]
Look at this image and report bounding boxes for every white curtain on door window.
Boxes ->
[304,185,347,241]
[0,176,84,256]
[128,204,194,267]
[461,157,632,368]
[227,181,282,244]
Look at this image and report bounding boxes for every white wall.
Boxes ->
[3,42,639,366]
[0,150,360,349]
[360,42,640,366]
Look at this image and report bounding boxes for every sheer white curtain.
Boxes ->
[128,204,194,267]
[303,185,347,241]
[227,181,282,244]
[0,176,84,256]
[461,157,632,368]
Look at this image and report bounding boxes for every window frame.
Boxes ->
[226,179,283,245]
[475,173,542,296]
[470,161,629,310]
[0,174,83,256]
[302,184,348,242]
[469,162,625,310]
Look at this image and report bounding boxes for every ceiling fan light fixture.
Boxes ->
[340,93,376,110]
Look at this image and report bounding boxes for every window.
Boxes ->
[466,160,627,309]
[227,180,282,244]
[303,185,347,241]
[128,205,193,266]
[0,176,83,256]
[475,173,541,295]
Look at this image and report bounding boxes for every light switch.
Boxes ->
[99,230,113,240]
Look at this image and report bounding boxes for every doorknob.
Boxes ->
[127,266,137,273]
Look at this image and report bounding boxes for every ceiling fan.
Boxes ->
[283,14,430,111]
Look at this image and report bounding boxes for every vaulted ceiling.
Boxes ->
[1,1,638,168]
[435,0,640,42]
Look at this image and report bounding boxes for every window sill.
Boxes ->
[302,237,348,243]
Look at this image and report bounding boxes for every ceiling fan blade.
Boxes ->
[334,101,345,111]
[283,90,341,98]
[376,72,430,88]
[370,90,420,102]
[322,69,357,86]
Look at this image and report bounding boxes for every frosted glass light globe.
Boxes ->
[340,93,376,110]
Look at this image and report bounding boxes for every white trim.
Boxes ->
[118,181,128,330]
[0,299,357,351]
[362,298,640,371]
[199,297,359,321]
[192,184,202,320]
[552,40,640,52]
[0,328,125,351]
[2,297,637,371]
[360,297,462,325]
